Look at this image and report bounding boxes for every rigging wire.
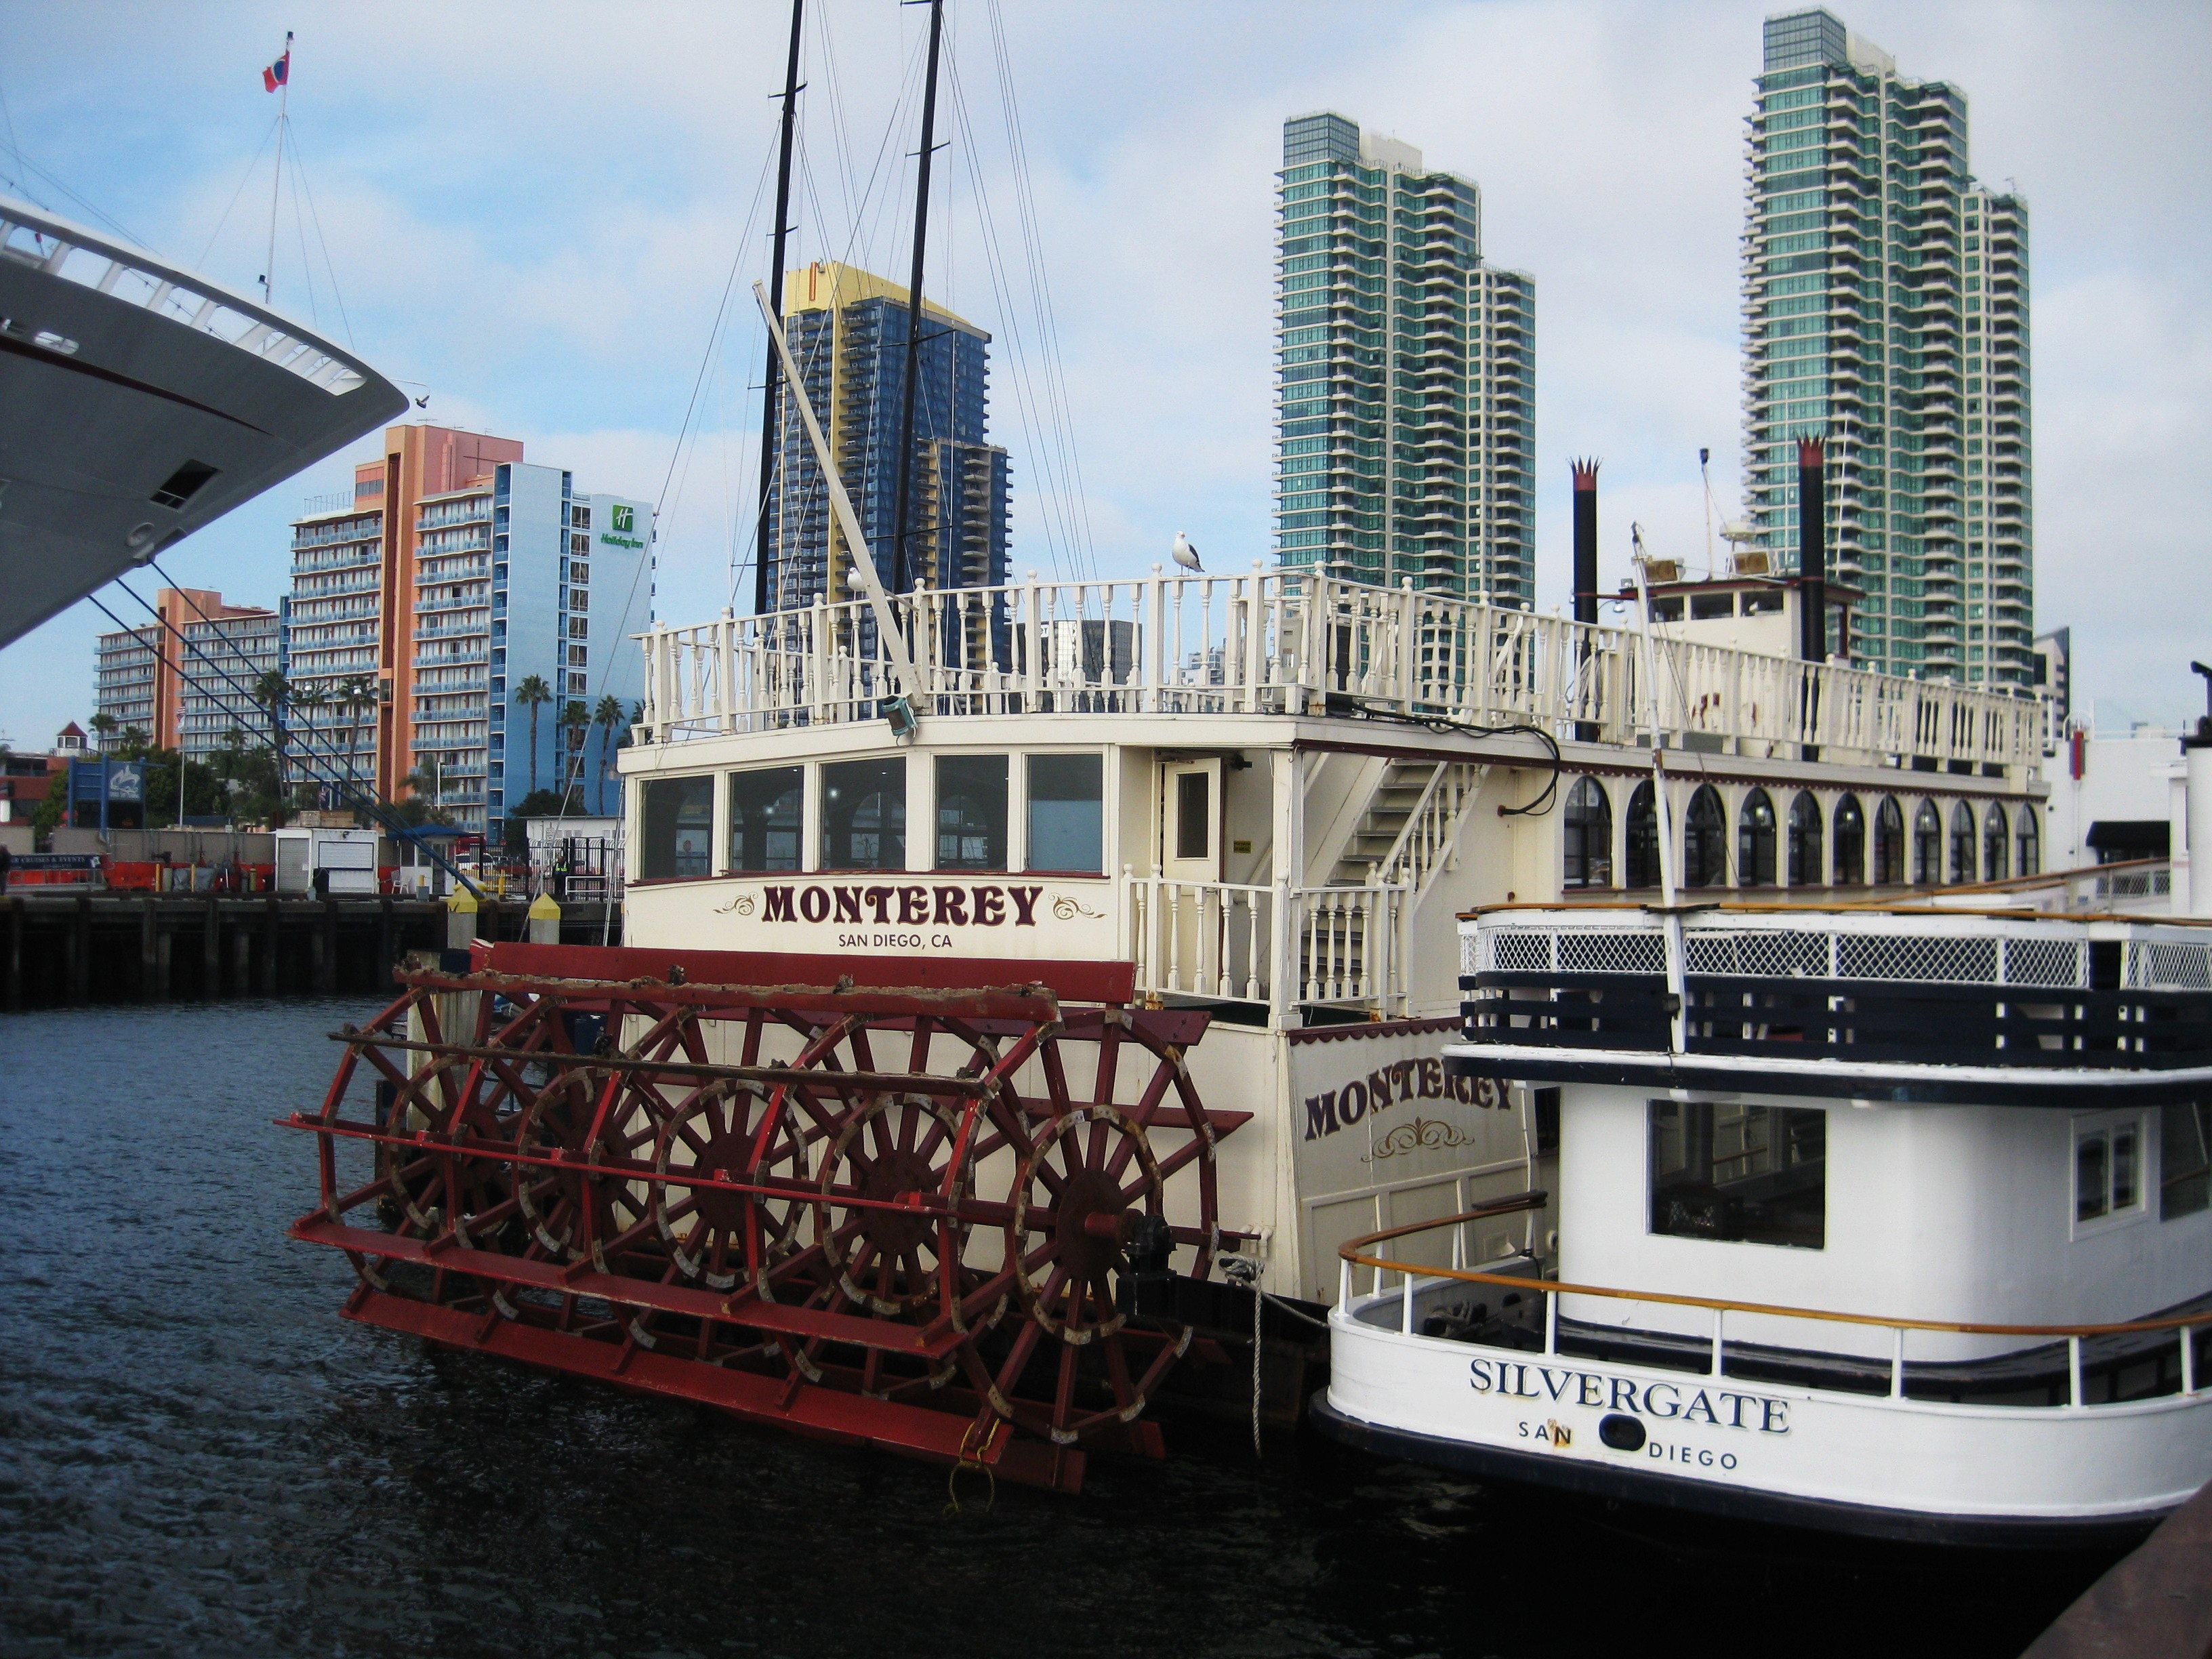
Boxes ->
[0,80,157,249]
[285,125,356,348]
[983,0,1101,583]
[195,116,281,270]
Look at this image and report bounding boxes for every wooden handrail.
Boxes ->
[1338,1203,2212,1340]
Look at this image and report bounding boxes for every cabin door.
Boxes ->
[1162,759,1222,883]
[1157,759,1229,996]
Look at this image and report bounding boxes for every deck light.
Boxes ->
[880,695,917,740]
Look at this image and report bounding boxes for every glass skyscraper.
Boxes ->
[764,261,1010,612]
[1275,113,1534,604]
[1742,8,2032,685]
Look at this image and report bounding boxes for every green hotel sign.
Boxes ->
[600,501,645,550]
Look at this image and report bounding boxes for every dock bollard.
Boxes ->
[446,889,479,951]
[527,892,562,945]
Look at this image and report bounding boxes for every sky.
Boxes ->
[2,0,2207,748]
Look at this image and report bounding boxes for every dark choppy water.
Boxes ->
[1,1000,2121,1658]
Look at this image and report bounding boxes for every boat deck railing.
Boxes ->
[634,572,2047,773]
[0,194,375,397]
[1456,905,2212,1067]
[1338,1197,2212,1412]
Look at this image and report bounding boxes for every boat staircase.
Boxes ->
[1298,758,1488,1009]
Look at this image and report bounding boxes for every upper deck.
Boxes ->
[634,571,2047,777]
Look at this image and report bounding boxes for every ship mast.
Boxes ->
[888,0,945,596]
[753,0,804,616]
[261,31,293,308]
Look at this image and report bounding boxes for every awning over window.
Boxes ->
[2085,820,2169,861]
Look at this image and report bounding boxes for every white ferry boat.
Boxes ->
[1316,895,2212,1543]
[0,192,403,645]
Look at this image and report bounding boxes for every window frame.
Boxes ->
[819,754,909,874]
[932,752,1012,873]
[2072,1108,2152,1239]
[1025,750,1109,876]
[725,762,806,876]
[1563,776,1613,889]
[1647,1097,1828,1252]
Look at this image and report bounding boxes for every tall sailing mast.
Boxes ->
[888,0,946,596]
[753,0,804,617]
[260,31,293,308]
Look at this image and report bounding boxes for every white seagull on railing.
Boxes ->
[1172,531,1202,573]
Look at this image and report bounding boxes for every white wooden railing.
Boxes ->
[1124,874,1409,1015]
[636,571,2047,771]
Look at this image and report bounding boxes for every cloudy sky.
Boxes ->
[3,0,2207,746]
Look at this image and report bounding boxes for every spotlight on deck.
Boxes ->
[880,695,918,740]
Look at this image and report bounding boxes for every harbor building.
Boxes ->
[94,587,283,757]
[1741,7,2033,685]
[1275,112,1535,605]
[286,424,653,836]
[762,261,1010,611]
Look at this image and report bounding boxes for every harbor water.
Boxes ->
[0,1000,2125,1658]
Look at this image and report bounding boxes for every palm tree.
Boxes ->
[513,675,552,796]
[336,675,378,787]
[251,670,293,790]
[89,710,118,753]
[592,693,625,813]
[558,699,588,806]
[289,684,329,805]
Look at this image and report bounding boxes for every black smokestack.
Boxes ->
[1571,458,1599,626]
[1797,436,1827,662]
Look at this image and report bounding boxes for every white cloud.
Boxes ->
[2,0,2207,749]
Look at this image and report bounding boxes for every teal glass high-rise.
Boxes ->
[1275,113,1534,605]
[1743,9,2032,685]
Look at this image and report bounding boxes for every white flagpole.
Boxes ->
[262,33,292,308]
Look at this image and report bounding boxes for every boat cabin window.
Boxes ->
[1690,592,1734,620]
[2162,1103,2211,1220]
[727,765,803,873]
[1649,1101,1826,1250]
[1873,796,1906,884]
[1983,803,2010,882]
[2018,806,2041,878]
[822,757,906,872]
[1683,786,1727,888]
[1650,596,1685,622]
[1563,778,1612,888]
[1832,794,1864,886]
[1624,782,1660,888]
[936,754,1009,871]
[1950,800,1977,885]
[1912,800,1942,884]
[1029,753,1104,874]
[2075,1113,2144,1226]
[1738,788,1777,886]
[638,775,714,880]
[1742,589,1784,616]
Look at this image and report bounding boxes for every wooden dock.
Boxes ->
[0,892,621,1006]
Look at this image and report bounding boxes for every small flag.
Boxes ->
[262,34,293,94]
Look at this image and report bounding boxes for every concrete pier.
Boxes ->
[0,893,621,1006]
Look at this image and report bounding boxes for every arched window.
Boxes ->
[1625,781,1660,888]
[1832,794,1864,886]
[1873,797,1904,885]
[1684,785,1728,888]
[2018,805,2041,878]
[1564,777,1613,888]
[1982,802,2010,884]
[1738,788,1778,886]
[1787,792,1825,886]
[1912,800,1942,885]
[1949,800,1977,884]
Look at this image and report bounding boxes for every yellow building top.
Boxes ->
[781,261,981,333]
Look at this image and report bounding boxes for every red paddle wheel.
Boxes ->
[286,942,1244,1493]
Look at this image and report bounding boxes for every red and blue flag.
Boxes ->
[262,35,292,94]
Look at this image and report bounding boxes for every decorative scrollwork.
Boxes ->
[1050,895,1105,921]
[1361,1116,1477,1163]
[715,893,757,917]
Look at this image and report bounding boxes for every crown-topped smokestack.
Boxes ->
[1571,458,1600,628]
[1797,436,1827,662]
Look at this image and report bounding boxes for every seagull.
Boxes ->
[1172,531,1202,573]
